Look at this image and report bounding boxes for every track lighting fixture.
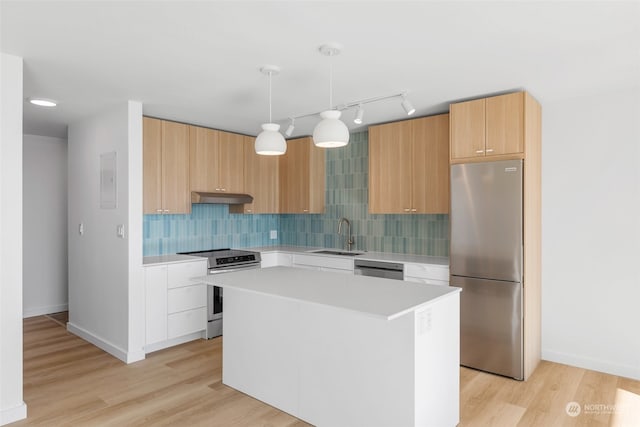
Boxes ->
[313,43,350,148]
[285,118,295,137]
[255,65,287,155]
[401,93,416,116]
[353,104,364,124]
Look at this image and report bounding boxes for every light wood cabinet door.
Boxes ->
[368,121,413,213]
[279,137,325,214]
[218,131,245,193]
[412,114,450,214]
[189,126,219,192]
[486,92,524,156]
[279,137,310,213]
[161,121,191,214]
[143,117,190,214]
[189,127,245,194]
[450,98,485,160]
[143,117,163,214]
[232,136,279,214]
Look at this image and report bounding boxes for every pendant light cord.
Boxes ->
[268,71,273,122]
[329,53,333,109]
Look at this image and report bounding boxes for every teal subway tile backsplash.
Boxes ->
[143,130,449,257]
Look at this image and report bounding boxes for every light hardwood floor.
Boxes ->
[15,315,640,426]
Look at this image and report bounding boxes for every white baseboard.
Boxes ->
[0,401,27,426]
[23,303,68,318]
[67,322,145,365]
[543,349,640,381]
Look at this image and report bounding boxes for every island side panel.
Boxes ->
[414,292,460,426]
[222,287,300,416]
[297,303,415,427]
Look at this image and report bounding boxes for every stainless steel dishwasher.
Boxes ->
[354,259,404,280]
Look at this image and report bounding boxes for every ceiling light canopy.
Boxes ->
[313,43,349,148]
[255,65,286,156]
[28,98,57,107]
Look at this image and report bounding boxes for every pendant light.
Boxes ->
[313,43,349,148]
[255,65,287,155]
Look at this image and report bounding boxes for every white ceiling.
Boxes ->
[2,1,639,140]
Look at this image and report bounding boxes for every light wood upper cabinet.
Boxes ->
[412,114,450,213]
[449,98,485,159]
[486,92,524,156]
[189,126,245,194]
[218,131,245,193]
[369,114,449,214]
[143,117,190,214]
[279,137,325,214]
[368,121,413,213]
[450,92,525,162]
[230,137,280,214]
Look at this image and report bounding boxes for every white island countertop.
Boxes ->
[197,266,460,320]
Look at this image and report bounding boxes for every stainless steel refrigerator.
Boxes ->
[450,160,524,380]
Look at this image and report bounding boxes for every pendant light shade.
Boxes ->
[313,43,349,149]
[313,110,349,147]
[255,123,287,155]
[255,65,286,155]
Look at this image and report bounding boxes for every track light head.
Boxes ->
[401,94,416,116]
[353,105,364,124]
[285,118,295,137]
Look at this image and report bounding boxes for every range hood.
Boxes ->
[191,191,253,205]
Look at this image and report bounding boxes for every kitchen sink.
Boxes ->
[309,250,364,256]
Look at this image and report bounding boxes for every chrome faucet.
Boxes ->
[337,217,355,251]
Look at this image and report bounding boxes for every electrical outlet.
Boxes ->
[78,223,84,235]
[117,224,125,238]
[270,230,278,240]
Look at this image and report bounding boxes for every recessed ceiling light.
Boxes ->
[28,98,57,107]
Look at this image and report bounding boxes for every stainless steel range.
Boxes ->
[177,248,261,338]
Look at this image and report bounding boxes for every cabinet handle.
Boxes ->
[215,188,221,191]
[404,208,411,212]
[246,209,252,213]
[163,209,170,213]
[475,149,485,154]
[486,148,494,153]
[156,209,163,213]
[221,188,227,192]
[303,209,309,212]
[411,208,417,212]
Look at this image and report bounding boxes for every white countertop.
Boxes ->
[196,266,459,320]
[247,245,449,266]
[143,254,206,266]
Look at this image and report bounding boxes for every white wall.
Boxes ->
[23,134,68,317]
[67,101,144,363]
[542,87,640,380]
[0,52,27,425]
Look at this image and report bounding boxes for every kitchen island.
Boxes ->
[198,266,461,427]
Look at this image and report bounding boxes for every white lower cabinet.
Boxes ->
[292,254,354,273]
[145,265,168,345]
[404,262,450,286]
[144,259,207,353]
[168,307,207,339]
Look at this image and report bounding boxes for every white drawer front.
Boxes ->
[405,276,449,286]
[168,307,207,339]
[167,260,207,289]
[293,254,354,271]
[404,263,449,281]
[168,285,206,314]
[261,253,279,268]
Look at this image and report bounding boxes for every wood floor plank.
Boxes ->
[14,315,640,426]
